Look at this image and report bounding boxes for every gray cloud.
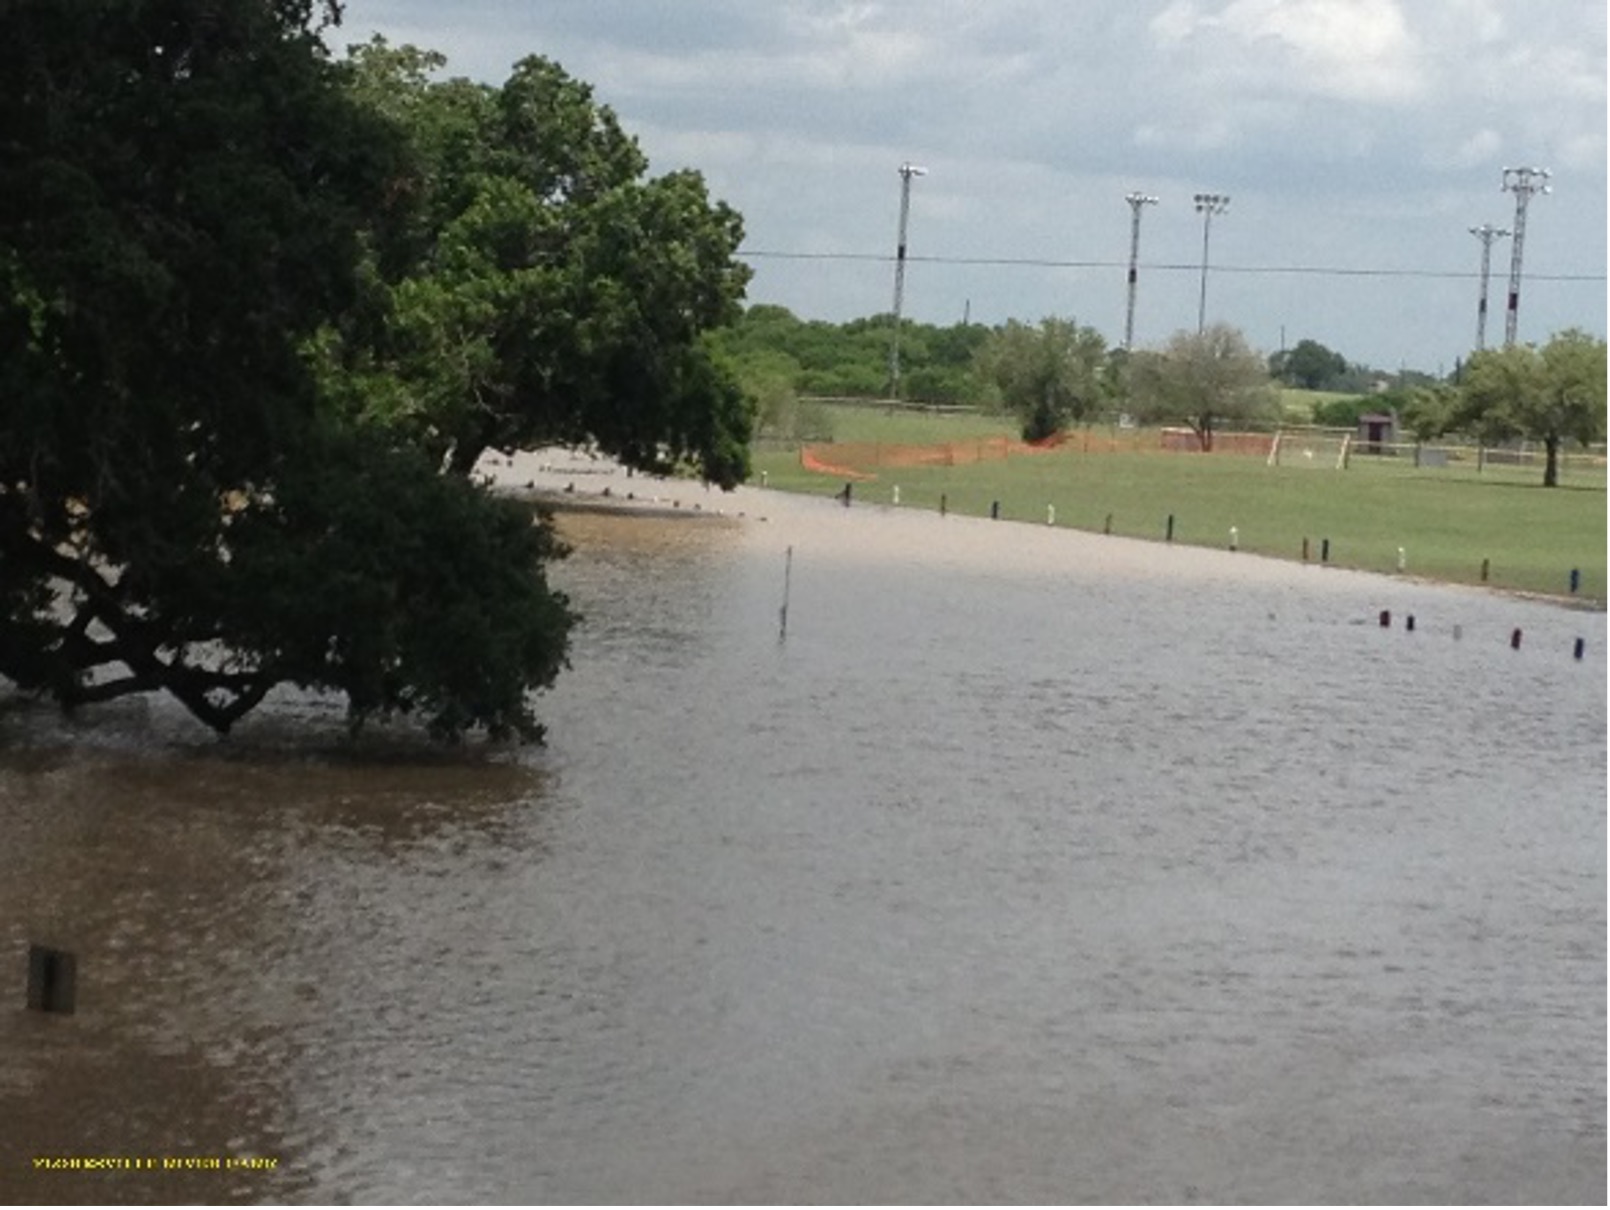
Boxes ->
[340,0,1605,369]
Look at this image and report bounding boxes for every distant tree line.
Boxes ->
[716,305,1282,449]
[722,308,1606,483]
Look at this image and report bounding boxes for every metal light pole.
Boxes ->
[1468,223,1510,351]
[1500,166,1549,347]
[1193,192,1229,333]
[1123,192,1158,351]
[888,162,927,399]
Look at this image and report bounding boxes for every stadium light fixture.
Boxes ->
[1124,192,1159,351]
[1193,192,1230,334]
[888,163,928,400]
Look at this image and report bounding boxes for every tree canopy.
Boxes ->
[972,318,1108,441]
[0,5,752,738]
[1269,338,1348,390]
[712,306,990,409]
[1128,325,1279,450]
[1449,330,1607,486]
[325,39,754,486]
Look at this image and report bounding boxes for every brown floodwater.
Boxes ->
[1,494,1604,1203]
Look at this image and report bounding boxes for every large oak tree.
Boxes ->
[325,39,754,485]
[0,4,751,739]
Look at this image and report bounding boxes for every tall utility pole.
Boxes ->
[888,162,927,399]
[1500,166,1549,347]
[1123,192,1158,350]
[1467,223,1510,351]
[1193,192,1230,334]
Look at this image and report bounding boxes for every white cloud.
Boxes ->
[1428,127,1504,171]
[1150,0,1426,103]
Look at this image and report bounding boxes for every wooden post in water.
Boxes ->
[27,945,76,1015]
[778,546,793,643]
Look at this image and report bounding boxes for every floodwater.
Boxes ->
[1,485,1604,1204]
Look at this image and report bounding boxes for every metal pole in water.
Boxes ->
[778,546,793,642]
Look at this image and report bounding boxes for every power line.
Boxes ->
[737,248,1603,283]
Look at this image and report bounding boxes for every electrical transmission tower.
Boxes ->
[888,162,927,399]
[1500,167,1550,347]
[1123,192,1158,351]
[1468,223,1510,351]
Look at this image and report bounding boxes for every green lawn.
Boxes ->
[753,430,1607,602]
[1279,388,1355,423]
[787,401,1013,445]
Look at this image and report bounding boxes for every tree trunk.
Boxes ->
[1543,435,1559,487]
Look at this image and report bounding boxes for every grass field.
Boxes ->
[753,405,1607,603]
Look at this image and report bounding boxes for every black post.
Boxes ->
[990,500,1000,520]
[27,945,77,1015]
[1321,538,1331,564]
[1166,514,1175,542]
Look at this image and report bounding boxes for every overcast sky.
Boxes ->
[341,0,1605,373]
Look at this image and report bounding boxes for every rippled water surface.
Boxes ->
[2,498,1604,1203]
